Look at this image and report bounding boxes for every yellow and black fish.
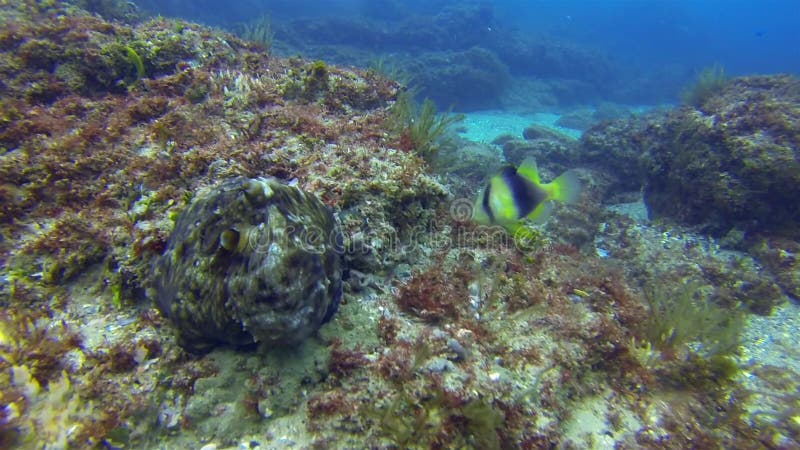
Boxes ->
[472,157,580,235]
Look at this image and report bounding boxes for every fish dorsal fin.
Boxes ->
[516,157,541,185]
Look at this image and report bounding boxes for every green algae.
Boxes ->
[238,14,274,52]
[124,45,145,82]
[4,3,799,449]
[388,91,464,162]
[633,280,746,393]
[641,281,744,359]
[372,388,503,450]
[681,64,728,108]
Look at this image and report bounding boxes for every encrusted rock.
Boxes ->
[153,177,343,352]
[641,75,800,237]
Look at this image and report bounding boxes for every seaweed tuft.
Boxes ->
[388,91,463,162]
[680,64,728,108]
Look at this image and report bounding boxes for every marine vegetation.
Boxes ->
[237,14,274,53]
[643,75,800,240]
[2,2,799,449]
[372,386,505,450]
[366,55,414,88]
[631,280,745,388]
[745,352,800,442]
[279,60,334,102]
[388,90,464,161]
[69,0,143,23]
[680,63,728,108]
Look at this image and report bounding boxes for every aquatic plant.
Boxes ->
[374,389,504,450]
[631,280,745,388]
[327,343,368,379]
[303,60,329,99]
[680,64,728,108]
[388,91,464,162]
[644,74,800,240]
[395,259,474,323]
[643,282,743,356]
[6,2,792,448]
[71,0,143,23]
[238,14,274,53]
[0,310,92,448]
[123,45,145,83]
[280,60,332,102]
[366,55,414,87]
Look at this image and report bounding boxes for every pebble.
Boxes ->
[447,338,467,361]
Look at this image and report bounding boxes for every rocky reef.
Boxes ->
[1,2,799,450]
[642,75,800,238]
[575,75,800,240]
[129,0,677,110]
[571,75,800,305]
[0,1,442,447]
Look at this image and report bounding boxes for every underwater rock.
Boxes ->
[641,75,800,237]
[555,109,596,131]
[521,123,574,143]
[748,237,800,302]
[153,177,343,352]
[433,140,502,183]
[593,102,633,122]
[408,47,510,110]
[502,138,579,175]
[578,118,649,194]
[494,34,616,83]
[557,104,631,131]
[506,123,580,172]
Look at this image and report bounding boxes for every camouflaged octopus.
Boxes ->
[152,177,343,352]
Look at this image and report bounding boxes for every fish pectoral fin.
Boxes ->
[525,200,553,224]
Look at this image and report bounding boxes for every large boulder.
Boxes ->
[578,117,651,194]
[641,75,800,237]
[409,47,510,110]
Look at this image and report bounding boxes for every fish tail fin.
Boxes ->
[547,170,581,204]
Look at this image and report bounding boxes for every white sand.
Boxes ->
[457,110,582,144]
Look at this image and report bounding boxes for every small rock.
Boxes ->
[447,338,468,362]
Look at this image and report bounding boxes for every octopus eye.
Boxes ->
[219,229,240,251]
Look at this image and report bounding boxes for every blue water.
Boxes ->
[131,0,800,111]
[494,0,800,75]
